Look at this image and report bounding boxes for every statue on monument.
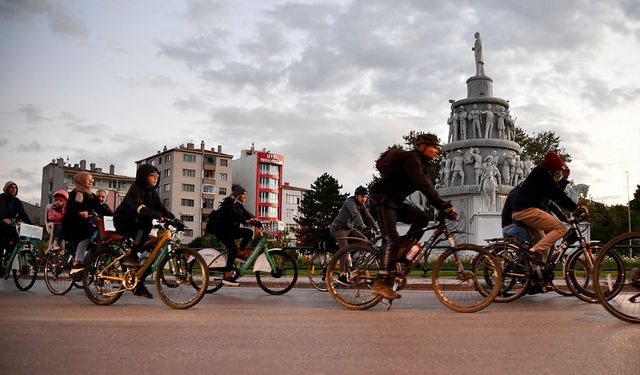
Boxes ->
[472,32,485,76]
[483,104,495,138]
[513,155,524,186]
[480,155,498,211]
[443,153,452,187]
[505,109,516,141]
[496,106,506,139]
[451,150,465,186]
[447,110,455,142]
[522,154,534,178]
[469,104,482,139]
[470,147,483,185]
[458,106,468,140]
[501,151,513,185]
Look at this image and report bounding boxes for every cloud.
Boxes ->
[0,0,88,39]
[174,95,209,112]
[124,75,181,90]
[157,31,228,69]
[17,141,42,152]
[18,104,48,123]
[0,138,7,147]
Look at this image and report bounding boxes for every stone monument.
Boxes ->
[436,32,534,245]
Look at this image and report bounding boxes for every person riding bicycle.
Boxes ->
[208,183,261,286]
[63,172,112,275]
[369,133,456,300]
[47,189,69,252]
[114,164,176,298]
[509,152,589,260]
[0,181,32,259]
[96,189,114,216]
[330,185,379,285]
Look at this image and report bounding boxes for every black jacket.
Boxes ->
[370,150,451,211]
[510,165,577,213]
[114,165,174,237]
[502,184,568,227]
[62,190,111,241]
[214,196,254,233]
[0,193,32,224]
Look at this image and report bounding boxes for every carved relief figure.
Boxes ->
[504,109,515,141]
[443,153,452,187]
[470,147,483,185]
[447,111,455,142]
[480,156,498,211]
[451,150,465,186]
[469,104,482,139]
[451,110,460,142]
[501,152,513,185]
[472,32,485,76]
[483,104,495,138]
[496,107,506,139]
[458,106,468,140]
[513,155,524,186]
[508,152,517,185]
[522,154,534,178]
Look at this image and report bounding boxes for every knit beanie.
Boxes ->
[3,181,17,195]
[231,184,247,197]
[542,152,566,172]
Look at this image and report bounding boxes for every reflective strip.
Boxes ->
[136,205,146,215]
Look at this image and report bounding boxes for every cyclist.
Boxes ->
[208,183,261,286]
[509,152,589,260]
[114,164,176,298]
[0,181,32,258]
[369,133,456,299]
[96,189,114,216]
[47,189,69,251]
[63,172,111,275]
[330,185,378,285]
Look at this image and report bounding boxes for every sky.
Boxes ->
[1,0,639,207]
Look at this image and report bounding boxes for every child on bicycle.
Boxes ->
[330,185,379,285]
[0,181,32,258]
[47,189,68,252]
[114,164,176,298]
[207,184,261,286]
[63,172,111,275]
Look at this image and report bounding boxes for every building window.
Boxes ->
[259,206,278,218]
[259,177,278,190]
[183,229,194,237]
[286,194,300,205]
[219,173,227,181]
[163,198,170,207]
[183,154,196,163]
[164,169,171,177]
[220,159,228,167]
[259,191,279,204]
[164,154,171,163]
[108,181,128,190]
[286,208,296,219]
[182,169,196,177]
[163,184,171,192]
[204,156,216,165]
[204,170,215,179]
[149,159,155,166]
[181,199,195,207]
[203,199,214,209]
[218,187,227,195]
[181,215,194,222]
[203,184,215,194]
[182,184,195,192]
[260,164,280,175]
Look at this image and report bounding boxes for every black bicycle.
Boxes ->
[326,211,502,313]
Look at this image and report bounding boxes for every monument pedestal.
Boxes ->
[469,212,503,244]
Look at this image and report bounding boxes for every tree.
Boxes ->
[588,201,640,243]
[512,126,571,165]
[294,173,348,246]
[631,184,640,211]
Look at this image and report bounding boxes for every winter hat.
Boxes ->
[231,184,247,197]
[542,152,566,172]
[354,186,368,196]
[53,189,69,201]
[416,133,441,147]
[3,181,17,195]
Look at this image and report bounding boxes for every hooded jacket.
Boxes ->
[214,195,255,234]
[369,150,451,211]
[113,164,174,236]
[0,181,32,224]
[62,190,111,241]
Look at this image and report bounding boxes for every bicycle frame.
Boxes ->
[1,223,37,276]
[203,228,281,276]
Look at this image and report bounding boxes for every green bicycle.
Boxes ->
[197,223,298,295]
[0,222,39,291]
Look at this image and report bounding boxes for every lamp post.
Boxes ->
[626,171,632,258]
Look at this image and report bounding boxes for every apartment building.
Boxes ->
[40,158,134,225]
[136,141,233,242]
[282,182,308,245]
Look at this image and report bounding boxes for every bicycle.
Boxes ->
[0,221,39,291]
[43,217,126,295]
[198,223,298,295]
[593,231,640,323]
[82,218,209,309]
[325,211,502,313]
[482,211,625,303]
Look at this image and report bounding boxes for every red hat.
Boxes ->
[542,152,566,172]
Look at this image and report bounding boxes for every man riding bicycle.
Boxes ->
[369,133,456,300]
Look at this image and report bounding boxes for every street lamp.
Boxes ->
[626,171,632,258]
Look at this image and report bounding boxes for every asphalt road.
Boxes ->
[0,281,638,374]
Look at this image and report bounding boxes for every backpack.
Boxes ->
[375,147,407,176]
[316,227,339,253]
[205,209,220,234]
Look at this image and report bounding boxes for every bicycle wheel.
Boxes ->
[326,243,382,310]
[594,232,640,323]
[44,251,74,295]
[550,251,574,297]
[308,251,330,292]
[13,249,37,291]
[255,249,298,295]
[432,244,501,313]
[83,249,125,305]
[155,247,208,309]
[482,243,531,302]
[565,245,624,303]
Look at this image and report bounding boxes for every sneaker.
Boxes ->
[222,278,240,286]
[121,253,141,267]
[524,250,545,266]
[336,274,349,286]
[69,264,84,275]
[371,279,401,299]
[51,241,61,250]
[133,284,153,299]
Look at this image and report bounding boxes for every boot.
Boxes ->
[133,284,153,299]
[371,279,401,299]
[121,252,141,267]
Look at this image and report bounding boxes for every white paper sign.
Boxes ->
[102,216,116,232]
[19,223,43,240]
